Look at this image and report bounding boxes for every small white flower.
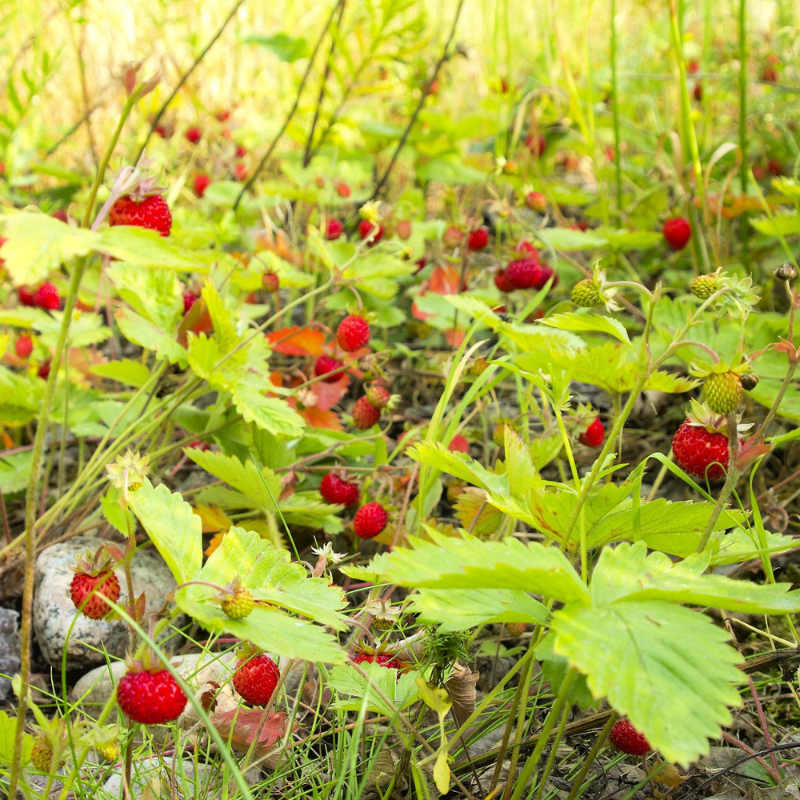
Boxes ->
[311,542,346,564]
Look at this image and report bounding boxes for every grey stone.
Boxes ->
[0,607,20,700]
[33,534,178,670]
[99,756,215,799]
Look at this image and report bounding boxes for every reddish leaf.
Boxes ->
[299,404,343,431]
[205,531,225,557]
[194,504,233,533]
[314,375,350,411]
[429,264,461,295]
[444,328,466,347]
[268,326,325,357]
[209,707,290,758]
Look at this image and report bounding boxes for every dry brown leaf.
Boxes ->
[445,662,479,728]
[209,707,290,759]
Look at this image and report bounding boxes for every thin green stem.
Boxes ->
[610,0,623,221]
[564,712,618,800]
[739,0,749,267]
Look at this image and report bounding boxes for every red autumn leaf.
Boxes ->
[444,328,466,347]
[267,326,326,357]
[209,707,290,758]
[205,531,225,557]
[429,263,461,295]
[299,405,343,431]
[314,374,350,411]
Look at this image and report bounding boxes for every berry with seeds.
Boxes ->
[506,622,528,637]
[117,669,187,724]
[516,240,539,258]
[443,226,464,249]
[359,220,384,244]
[234,163,248,181]
[336,182,351,198]
[18,286,35,307]
[610,720,651,756]
[506,258,542,290]
[353,502,389,539]
[495,270,514,293]
[579,418,604,447]
[336,315,370,352]
[220,587,255,620]
[353,652,402,669]
[15,336,33,359]
[535,263,557,289]
[325,219,343,240]
[262,272,280,293]
[183,292,199,315]
[704,371,742,414]
[525,134,547,156]
[525,191,547,212]
[672,406,741,481]
[185,127,202,144]
[70,569,121,620]
[396,220,412,240]
[34,283,60,310]
[663,216,691,250]
[314,355,344,383]
[31,738,53,772]
[352,396,381,429]
[366,385,390,409]
[233,653,280,707]
[467,228,489,250]
[194,174,211,197]
[320,473,359,506]
[110,194,172,237]
[691,273,717,299]
[37,362,51,380]
[448,435,470,453]
[571,279,603,308]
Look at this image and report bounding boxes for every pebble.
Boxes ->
[0,607,20,700]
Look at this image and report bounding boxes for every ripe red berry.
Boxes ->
[448,435,470,453]
[185,127,202,144]
[359,220,384,245]
[70,570,121,620]
[768,158,783,177]
[117,669,187,724]
[187,439,211,452]
[37,362,51,380]
[494,270,514,293]
[194,174,211,197]
[352,396,381,429]
[467,228,489,250]
[687,59,700,75]
[233,654,280,707]
[314,355,344,383]
[525,134,547,157]
[353,502,389,539]
[353,652,402,669]
[14,336,33,359]
[234,163,248,181]
[325,219,343,240]
[672,421,739,481]
[109,195,172,237]
[535,263,557,289]
[693,82,703,102]
[579,418,604,447]
[183,292,199,315]
[216,109,231,122]
[610,720,651,756]
[18,286,35,307]
[505,258,542,290]
[365,385,390,409]
[34,282,60,310]
[396,220,412,240]
[320,473,360,506]
[336,182,351,198]
[525,191,547,212]
[262,272,280,293]
[516,240,539,258]
[663,217,691,251]
[762,65,778,83]
[235,145,247,158]
[336,315,370,352]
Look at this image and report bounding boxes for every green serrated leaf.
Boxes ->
[406,442,508,495]
[233,386,305,438]
[90,359,151,388]
[503,429,538,498]
[97,227,211,271]
[327,663,421,714]
[0,710,33,766]
[539,312,631,345]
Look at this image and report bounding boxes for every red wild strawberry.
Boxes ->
[352,396,381,429]
[314,355,344,383]
[51,210,68,222]
[448,435,470,453]
[687,59,700,75]
[443,226,464,248]
[183,292,199,315]
[366,385,390,409]
[320,473,360,506]
[215,109,231,122]
[262,273,280,293]
[693,82,703,101]
[336,182,351,198]
[15,336,33,359]
[467,228,489,250]
[396,220,412,240]
[194,174,211,197]
[525,191,547,212]
[70,569,121,620]
[768,158,783,177]
[579,418,604,447]
[235,145,247,158]
[672,406,742,481]
[336,315,370,352]
[353,502,389,539]
[535,263,557,289]
[234,163,248,181]
[359,220,384,245]
[185,127,202,144]
[762,65,778,83]
[233,653,280,707]
[110,194,172,237]
[37,362,51,380]
[353,652,402,669]
[18,286,36,307]
[516,240,539,258]
[609,720,651,756]
[325,219,343,240]
[186,439,211,452]
[663,216,691,251]
[494,271,514,293]
[415,257,427,273]
[525,134,547,157]
[505,258,542,290]
[117,669,187,724]
[34,283,60,310]
[154,124,170,139]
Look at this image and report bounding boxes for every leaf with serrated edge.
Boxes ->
[339,552,393,584]
[409,589,548,631]
[234,386,306,438]
[327,663,421,715]
[504,429,537,499]
[128,480,202,585]
[539,312,631,345]
[383,530,589,604]
[552,600,742,766]
[406,442,508,495]
[591,541,800,613]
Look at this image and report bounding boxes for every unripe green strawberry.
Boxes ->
[704,371,742,414]
[366,385,391,409]
[571,279,603,308]
[221,587,255,619]
[31,738,53,772]
[691,273,717,299]
[469,357,489,377]
[493,422,514,447]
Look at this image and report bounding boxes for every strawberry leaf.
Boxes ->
[539,312,631,346]
[406,441,508,495]
[327,663,421,715]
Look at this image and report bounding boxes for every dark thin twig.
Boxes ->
[0,485,10,546]
[134,0,246,163]
[368,0,466,201]
[303,0,346,168]
[233,0,342,211]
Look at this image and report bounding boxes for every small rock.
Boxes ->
[33,534,178,670]
[0,608,20,700]
[101,756,213,798]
